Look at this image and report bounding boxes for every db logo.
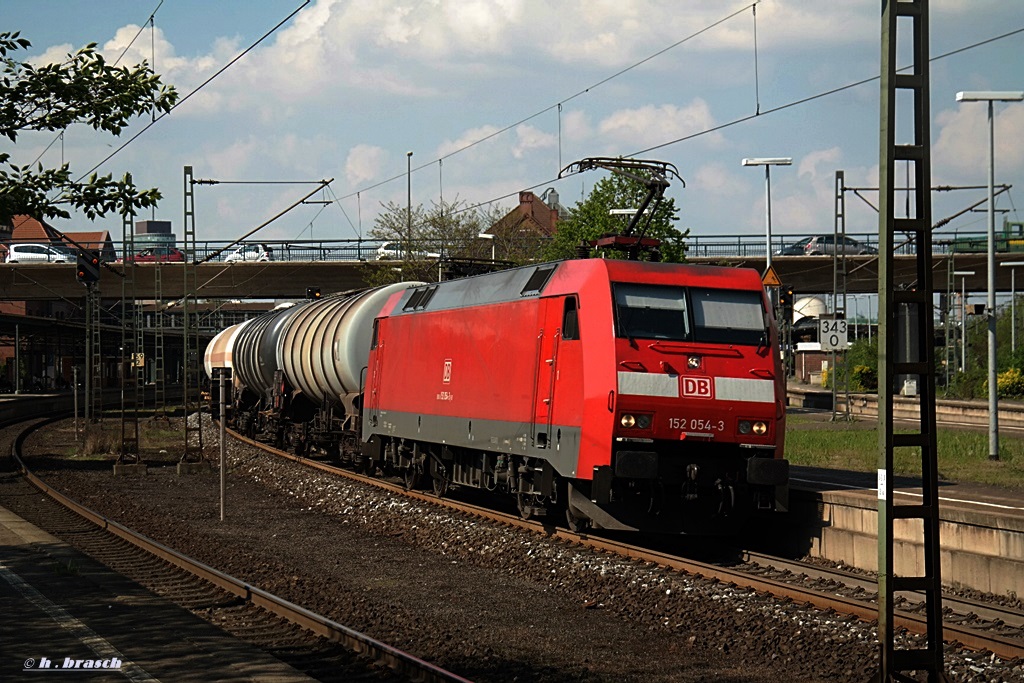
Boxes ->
[442,359,452,384]
[682,376,712,398]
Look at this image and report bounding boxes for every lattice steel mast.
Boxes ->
[876,0,947,680]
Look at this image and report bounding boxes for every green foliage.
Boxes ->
[543,171,688,262]
[0,31,178,222]
[851,364,878,391]
[363,198,507,286]
[997,368,1024,398]
[824,337,878,391]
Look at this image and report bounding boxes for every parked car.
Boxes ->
[3,243,76,263]
[124,246,186,263]
[224,243,274,263]
[375,241,441,260]
[775,235,877,256]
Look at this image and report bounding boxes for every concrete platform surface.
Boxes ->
[0,505,315,682]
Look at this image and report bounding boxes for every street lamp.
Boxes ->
[956,90,1023,461]
[478,233,495,261]
[954,270,975,375]
[406,151,413,259]
[741,157,792,272]
[1002,261,1024,353]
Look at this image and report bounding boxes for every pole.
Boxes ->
[962,276,968,373]
[73,367,79,445]
[406,151,413,260]
[14,324,20,394]
[219,371,226,522]
[1010,268,1018,354]
[986,101,999,461]
[764,166,773,272]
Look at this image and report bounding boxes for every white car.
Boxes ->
[224,243,274,263]
[4,243,76,263]
[375,241,441,260]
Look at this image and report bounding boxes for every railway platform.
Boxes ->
[0,504,315,682]
[782,465,1024,596]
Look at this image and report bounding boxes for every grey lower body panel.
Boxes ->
[367,410,582,477]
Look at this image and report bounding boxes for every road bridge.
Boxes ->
[0,253,1010,301]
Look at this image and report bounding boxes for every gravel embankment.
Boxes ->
[17,417,1021,683]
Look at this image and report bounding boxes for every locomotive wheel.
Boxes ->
[403,465,421,491]
[516,492,534,520]
[432,475,448,498]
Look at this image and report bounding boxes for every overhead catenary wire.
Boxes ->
[69,1,310,185]
[337,2,758,203]
[342,12,1021,234]
[29,0,166,168]
[383,24,1024,232]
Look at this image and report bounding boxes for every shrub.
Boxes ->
[851,364,877,391]
[993,367,1024,399]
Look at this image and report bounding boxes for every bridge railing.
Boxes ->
[89,230,993,263]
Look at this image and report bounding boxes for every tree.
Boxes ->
[544,171,688,262]
[365,198,504,285]
[0,32,178,223]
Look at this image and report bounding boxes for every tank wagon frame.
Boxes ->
[208,259,789,535]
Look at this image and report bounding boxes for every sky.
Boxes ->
[4,0,1023,249]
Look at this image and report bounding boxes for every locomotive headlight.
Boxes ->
[687,356,701,369]
[738,420,768,436]
[620,413,652,429]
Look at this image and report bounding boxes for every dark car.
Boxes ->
[123,246,186,263]
[774,237,813,256]
[775,235,877,256]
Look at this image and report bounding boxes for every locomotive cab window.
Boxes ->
[613,283,689,341]
[562,296,580,340]
[690,288,767,345]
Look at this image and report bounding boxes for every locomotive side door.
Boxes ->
[531,297,562,449]
[365,319,384,428]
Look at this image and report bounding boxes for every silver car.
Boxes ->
[4,243,75,263]
[224,243,274,262]
[776,235,877,256]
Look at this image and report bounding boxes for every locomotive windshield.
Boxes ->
[614,283,690,341]
[613,284,766,345]
[689,288,767,345]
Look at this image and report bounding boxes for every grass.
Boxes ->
[784,413,1024,489]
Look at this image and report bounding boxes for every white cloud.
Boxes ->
[345,145,387,185]
[512,124,556,159]
[798,148,842,180]
[562,110,592,141]
[934,104,1024,182]
[690,162,734,197]
[436,124,503,159]
[597,100,720,149]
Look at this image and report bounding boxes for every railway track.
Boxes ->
[227,427,1024,663]
[3,417,472,683]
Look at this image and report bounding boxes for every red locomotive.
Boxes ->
[207,158,788,533]
[363,259,787,533]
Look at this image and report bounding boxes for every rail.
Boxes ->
[10,417,473,683]
[228,426,1024,662]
